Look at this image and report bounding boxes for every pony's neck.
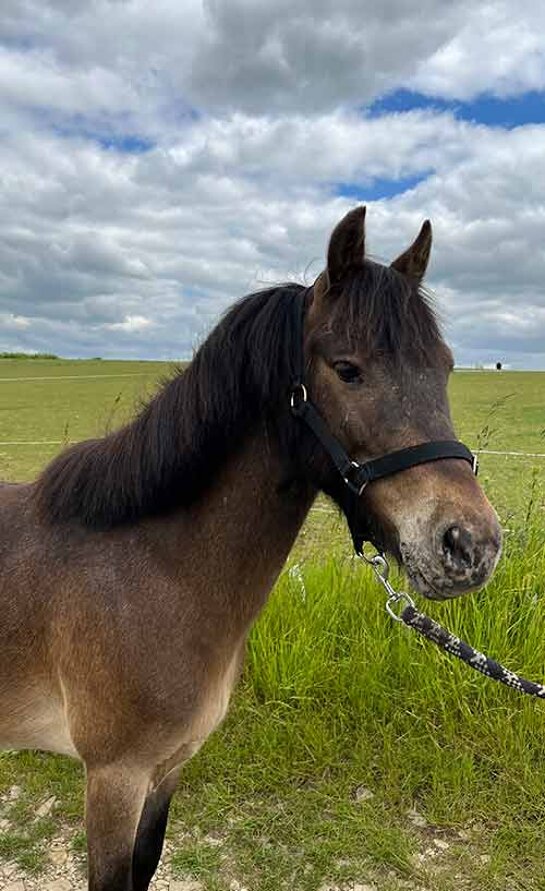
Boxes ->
[149,422,316,627]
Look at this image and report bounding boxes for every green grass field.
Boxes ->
[0,359,544,890]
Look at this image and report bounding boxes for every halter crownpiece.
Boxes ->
[289,286,478,543]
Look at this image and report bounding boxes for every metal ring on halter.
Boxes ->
[290,383,308,411]
[360,542,384,565]
[360,546,389,579]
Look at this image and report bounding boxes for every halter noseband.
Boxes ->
[289,286,478,552]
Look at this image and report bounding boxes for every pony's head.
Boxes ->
[301,207,501,600]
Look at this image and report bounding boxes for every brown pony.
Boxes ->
[0,208,501,891]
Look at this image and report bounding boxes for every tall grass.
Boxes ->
[170,508,545,887]
[234,512,545,812]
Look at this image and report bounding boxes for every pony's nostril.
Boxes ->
[442,524,474,569]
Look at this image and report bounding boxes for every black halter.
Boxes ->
[289,287,478,553]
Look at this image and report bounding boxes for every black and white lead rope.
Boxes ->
[361,549,545,700]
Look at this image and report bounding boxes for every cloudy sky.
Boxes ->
[1,0,544,367]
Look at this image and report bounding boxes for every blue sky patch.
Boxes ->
[368,88,545,129]
[96,134,155,153]
[48,105,198,152]
[51,119,155,153]
[335,173,428,202]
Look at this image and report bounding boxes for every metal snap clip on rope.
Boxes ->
[359,546,415,622]
[359,547,545,699]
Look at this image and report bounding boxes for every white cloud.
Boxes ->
[0,313,31,330]
[107,315,154,332]
[164,109,481,183]
[0,1,544,367]
[188,0,476,113]
[2,0,544,128]
[412,1,545,100]
[1,109,545,365]
[0,46,136,117]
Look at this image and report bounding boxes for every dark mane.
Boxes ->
[36,265,444,528]
[36,284,305,528]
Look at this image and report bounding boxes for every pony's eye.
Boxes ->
[333,361,362,384]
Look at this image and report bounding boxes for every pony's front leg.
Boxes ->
[85,761,150,891]
[132,767,182,891]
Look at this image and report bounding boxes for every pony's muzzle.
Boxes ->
[435,514,502,595]
[396,500,502,600]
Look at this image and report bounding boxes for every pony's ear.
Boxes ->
[327,206,366,284]
[391,220,432,282]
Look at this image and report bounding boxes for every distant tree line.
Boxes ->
[0,351,60,359]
